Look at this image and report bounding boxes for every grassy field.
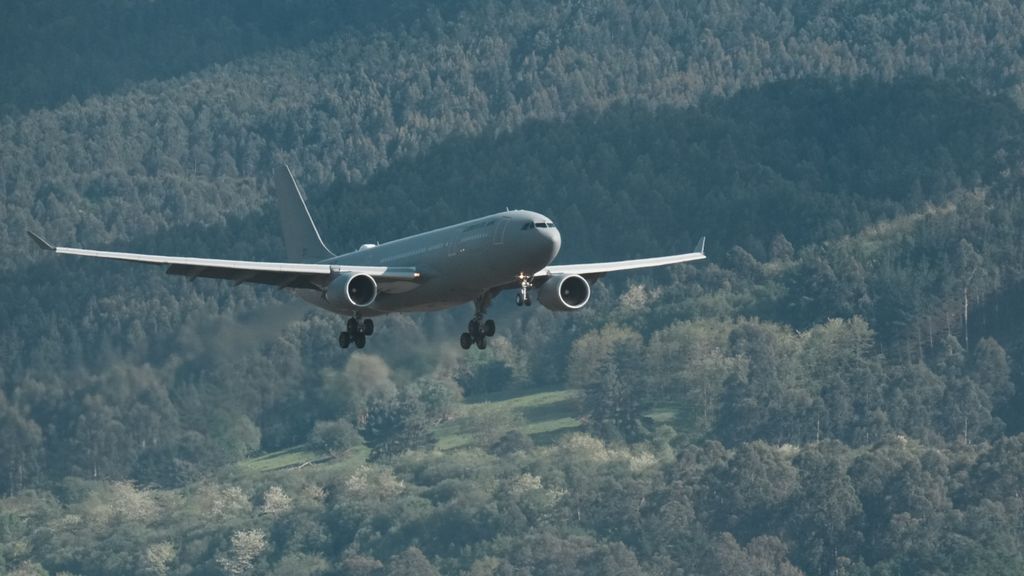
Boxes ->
[238,446,324,473]
[238,385,693,473]
[435,387,582,450]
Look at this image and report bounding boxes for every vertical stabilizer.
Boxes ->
[274,164,335,262]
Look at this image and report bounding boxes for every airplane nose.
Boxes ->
[541,226,561,261]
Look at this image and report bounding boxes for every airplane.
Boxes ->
[29,165,706,351]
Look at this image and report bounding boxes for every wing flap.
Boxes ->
[164,264,325,290]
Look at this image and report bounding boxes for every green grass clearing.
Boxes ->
[435,387,581,450]
[240,385,693,473]
[238,446,321,473]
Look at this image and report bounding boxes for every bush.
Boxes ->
[309,419,362,455]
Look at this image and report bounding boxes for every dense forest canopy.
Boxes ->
[3,1,1024,574]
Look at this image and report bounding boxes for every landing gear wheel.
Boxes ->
[516,293,524,306]
[525,297,532,306]
[463,291,498,351]
[340,316,374,350]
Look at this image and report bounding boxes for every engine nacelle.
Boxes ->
[324,272,377,308]
[537,274,591,311]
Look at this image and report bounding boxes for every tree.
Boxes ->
[701,441,799,539]
[711,534,804,576]
[141,542,175,576]
[970,338,1013,408]
[715,321,811,445]
[321,354,398,426]
[259,485,293,516]
[308,419,362,456]
[799,317,886,444]
[361,393,435,461]
[646,320,740,432]
[0,392,42,496]
[269,553,329,576]
[568,325,650,441]
[787,443,863,574]
[385,547,439,576]
[936,335,993,443]
[967,434,1024,503]
[956,239,996,349]
[217,529,268,576]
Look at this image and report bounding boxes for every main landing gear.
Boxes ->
[461,317,496,350]
[461,292,496,350]
[339,316,374,350]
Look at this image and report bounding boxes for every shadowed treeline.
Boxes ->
[0,0,440,115]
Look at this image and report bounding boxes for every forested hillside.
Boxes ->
[3,1,1024,574]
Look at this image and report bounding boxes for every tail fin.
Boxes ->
[274,164,335,262]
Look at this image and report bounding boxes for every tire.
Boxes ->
[475,335,487,350]
[460,332,473,350]
[363,319,374,336]
[347,318,359,334]
[468,319,480,335]
[515,293,524,306]
[339,332,350,349]
[484,319,496,337]
[354,333,366,349]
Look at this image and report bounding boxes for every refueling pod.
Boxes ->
[324,272,377,308]
[537,274,591,311]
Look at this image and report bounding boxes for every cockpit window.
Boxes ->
[522,221,556,230]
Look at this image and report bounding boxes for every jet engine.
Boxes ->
[324,272,377,308]
[537,274,591,311]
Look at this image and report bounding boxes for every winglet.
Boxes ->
[27,231,56,251]
[695,236,706,255]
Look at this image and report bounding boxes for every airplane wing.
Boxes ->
[27,231,419,291]
[535,236,706,280]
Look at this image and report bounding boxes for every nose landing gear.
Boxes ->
[515,273,532,306]
[339,316,374,349]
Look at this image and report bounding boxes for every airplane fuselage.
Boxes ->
[297,210,561,315]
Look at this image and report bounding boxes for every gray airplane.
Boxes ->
[29,165,706,350]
